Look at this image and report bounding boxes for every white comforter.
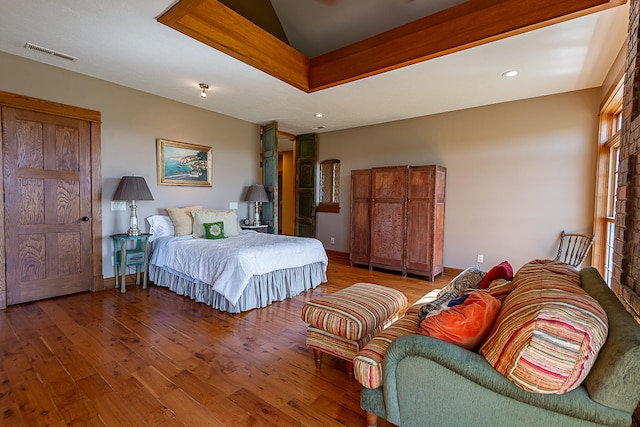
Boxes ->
[150,232,328,305]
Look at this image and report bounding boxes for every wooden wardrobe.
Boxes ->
[349,165,446,281]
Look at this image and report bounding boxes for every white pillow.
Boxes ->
[146,215,175,242]
[191,209,242,238]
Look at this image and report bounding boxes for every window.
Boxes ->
[604,144,620,284]
[594,80,622,285]
[317,159,340,213]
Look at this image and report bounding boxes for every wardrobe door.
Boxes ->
[406,166,433,277]
[350,169,371,266]
[370,166,406,274]
[406,165,446,280]
[432,165,446,279]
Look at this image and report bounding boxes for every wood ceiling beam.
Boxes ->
[310,0,626,91]
[158,0,626,94]
[158,0,310,91]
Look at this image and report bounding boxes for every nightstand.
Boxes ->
[240,224,269,233]
[110,233,151,293]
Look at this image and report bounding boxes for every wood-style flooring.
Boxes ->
[0,256,452,426]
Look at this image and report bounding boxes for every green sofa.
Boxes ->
[360,267,640,427]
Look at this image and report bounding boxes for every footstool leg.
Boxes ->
[365,410,378,427]
[313,349,323,368]
[345,360,354,381]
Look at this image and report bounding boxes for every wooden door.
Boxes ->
[261,122,278,234]
[405,165,446,280]
[3,107,92,304]
[433,166,446,278]
[406,166,433,277]
[349,169,371,267]
[370,166,407,274]
[295,133,317,237]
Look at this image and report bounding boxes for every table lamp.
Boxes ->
[113,175,154,235]
[244,184,269,226]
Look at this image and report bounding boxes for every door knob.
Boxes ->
[81,216,91,221]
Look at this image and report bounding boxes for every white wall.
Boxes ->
[0,52,261,278]
[316,89,600,272]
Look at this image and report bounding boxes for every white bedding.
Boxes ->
[150,232,328,306]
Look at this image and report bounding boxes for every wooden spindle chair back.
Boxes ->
[553,230,595,268]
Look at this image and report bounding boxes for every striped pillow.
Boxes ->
[511,258,581,291]
[485,278,514,302]
[480,272,608,394]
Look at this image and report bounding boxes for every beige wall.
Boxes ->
[0,51,261,279]
[0,50,604,276]
[601,43,625,103]
[316,89,600,272]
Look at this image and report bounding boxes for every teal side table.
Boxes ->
[110,233,151,293]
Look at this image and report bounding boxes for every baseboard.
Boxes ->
[444,266,463,277]
[99,276,117,291]
[326,250,350,264]
[328,251,460,277]
[99,274,148,291]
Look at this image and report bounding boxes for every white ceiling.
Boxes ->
[0,0,630,136]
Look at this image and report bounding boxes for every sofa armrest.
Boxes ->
[384,336,507,399]
[580,267,640,413]
[381,334,631,426]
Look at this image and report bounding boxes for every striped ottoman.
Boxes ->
[301,283,408,380]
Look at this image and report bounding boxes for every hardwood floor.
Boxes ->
[0,257,452,426]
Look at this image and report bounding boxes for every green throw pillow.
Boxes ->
[203,222,227,240]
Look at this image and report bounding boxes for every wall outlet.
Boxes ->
[229,202,238,210]
[477,254,484,263]
[330,237,335,244]
[111,201,126,211]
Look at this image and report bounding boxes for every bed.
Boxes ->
[146,211,328,313]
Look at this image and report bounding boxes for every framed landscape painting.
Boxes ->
[157,139,212,187]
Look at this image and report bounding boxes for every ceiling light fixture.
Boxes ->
[199,83,209,98]
[502,70,519,78]
[314,113,324,118]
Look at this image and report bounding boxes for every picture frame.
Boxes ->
[157,138,212,187]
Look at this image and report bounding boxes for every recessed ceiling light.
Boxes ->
[502,70,519,78]
[314,113,324,118]
[311,125,327,130]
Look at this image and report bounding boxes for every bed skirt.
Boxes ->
[149,262,327,314]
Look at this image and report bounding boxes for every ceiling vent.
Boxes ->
[24,42,78,62]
